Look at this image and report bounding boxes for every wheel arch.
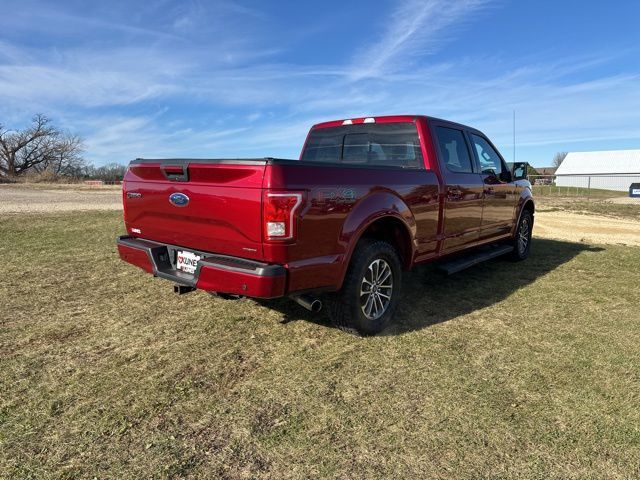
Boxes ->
[354,215,414,268]
[512,195,535,237]
[336,192,416,290]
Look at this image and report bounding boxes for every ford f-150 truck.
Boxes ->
[117,115,534,334]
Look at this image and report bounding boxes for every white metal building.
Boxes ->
[555,149,640,192]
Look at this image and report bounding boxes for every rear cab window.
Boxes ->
[434,126,474,174]
[301,122,424,168]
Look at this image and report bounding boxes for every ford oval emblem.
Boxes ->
[169,192,189,207]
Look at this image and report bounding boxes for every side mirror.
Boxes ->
[499,170,513,183]
[512,162,528,181]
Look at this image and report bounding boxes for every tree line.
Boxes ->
[0,114,126,182]
[3,114,573,182]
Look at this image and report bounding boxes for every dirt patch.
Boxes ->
[534,210,640,246]
[0,184,122,213]
[609,196,640,205]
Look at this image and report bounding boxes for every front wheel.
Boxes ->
[328,239,402,335]
[511,210,533,260]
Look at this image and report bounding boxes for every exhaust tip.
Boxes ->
[308,299,322,313]
[292,294,322,313]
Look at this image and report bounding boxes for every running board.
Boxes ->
[436,244,514,275]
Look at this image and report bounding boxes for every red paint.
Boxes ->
[117,243,154,274]
[196,264,286,298]
[123,162,266,260]
[119,115,534,298]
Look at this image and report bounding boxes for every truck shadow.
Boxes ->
[261,239,604,335]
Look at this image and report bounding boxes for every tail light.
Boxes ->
[262,190,303,241]
[122,169,129,222]
[122,187,128,222]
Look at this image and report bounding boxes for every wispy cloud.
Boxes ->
[0,47,187,111]
[348,0,492,80]
[1,0,639,166]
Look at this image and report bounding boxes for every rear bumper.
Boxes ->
[117,236,286,298]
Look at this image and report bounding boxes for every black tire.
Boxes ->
[327,239,402,335]
[511,209,533,261]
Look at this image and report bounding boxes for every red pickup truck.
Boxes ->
[117,115,534,334]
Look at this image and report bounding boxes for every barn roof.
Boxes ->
[556,149,640,175]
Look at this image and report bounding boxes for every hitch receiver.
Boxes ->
[174,284,196,295]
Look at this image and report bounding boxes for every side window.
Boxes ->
[435,127,474,173]
[471,134,506,177]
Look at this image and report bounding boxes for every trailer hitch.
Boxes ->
[174,284,196,295]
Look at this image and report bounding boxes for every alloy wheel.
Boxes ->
[360,258,393,320]
[518,217,530,255]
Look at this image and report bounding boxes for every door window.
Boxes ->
[470,134,507,178]
[434,127,474,174]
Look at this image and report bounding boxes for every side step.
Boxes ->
[436,244,513,275]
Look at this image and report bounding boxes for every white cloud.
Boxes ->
[36,50,640,165]
[348,0,492,80]
[1,0,639,166]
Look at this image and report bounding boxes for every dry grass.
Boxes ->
[531,185,627,199]
[1,211,640,479]
[537,198,640,221]
[532,185,640,220]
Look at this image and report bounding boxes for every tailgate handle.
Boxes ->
[161,164,189,182]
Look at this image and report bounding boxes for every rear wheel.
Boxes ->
[328,239,402,335]
[511,209,533,260]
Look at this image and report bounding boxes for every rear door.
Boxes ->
[468,133,517,240]
[123,159,267,260]
[431,124,484,252]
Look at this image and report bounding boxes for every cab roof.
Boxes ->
[311,115,480,134]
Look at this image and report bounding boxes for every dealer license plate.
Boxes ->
[176,250,201,274]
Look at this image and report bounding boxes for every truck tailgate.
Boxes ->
[123,159,268,260]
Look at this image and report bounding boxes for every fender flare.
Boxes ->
[336,191,416,289]
[512,190,535,236]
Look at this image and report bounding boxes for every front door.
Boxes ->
[432,125,484,253]
[468,133,517,240]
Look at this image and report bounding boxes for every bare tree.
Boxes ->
[36,133,86,177]
[88,162,128,182]
[0,114,85,178]
[552,151,568,168]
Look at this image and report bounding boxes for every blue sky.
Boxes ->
[1,0,639,167]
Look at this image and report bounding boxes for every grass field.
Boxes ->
[531,185,640,220]
[2,211,640,479]
[531,185,627,198]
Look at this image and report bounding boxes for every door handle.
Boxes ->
[161,164,189,182]
[484,187,494,194]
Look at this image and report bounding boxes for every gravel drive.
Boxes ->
[534,210,640,246]
[0,184,122,213]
